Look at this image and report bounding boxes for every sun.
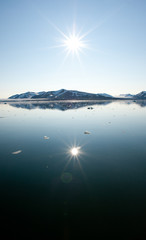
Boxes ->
[50,23,88,59]
[64,34,85,54]
[61,27,87,58]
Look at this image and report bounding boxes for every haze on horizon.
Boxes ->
[0,0,146,99]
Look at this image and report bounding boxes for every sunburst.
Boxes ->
[70,147,80,157]
[51,23,89,61]
[62,29,87,56]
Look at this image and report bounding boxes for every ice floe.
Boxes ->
[12,150,22,155]
[84,131,91,134]
[44,136,50,140]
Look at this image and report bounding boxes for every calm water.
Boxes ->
[0,100,146,239]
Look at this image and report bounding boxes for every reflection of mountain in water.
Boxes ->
[9,100,146,110]
[133,100,146,107]
[120,100,146,107]
[9,101,112,111]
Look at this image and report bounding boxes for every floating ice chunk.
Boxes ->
[12,150,22,155]
[84,131,91,134]
[44,136,50,140]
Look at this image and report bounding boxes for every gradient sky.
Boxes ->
[0,0,146,98]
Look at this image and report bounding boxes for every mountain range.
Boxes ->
[8,89,146,100]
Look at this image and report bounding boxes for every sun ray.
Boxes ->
[58,49,72,69]
[75,50,83,68]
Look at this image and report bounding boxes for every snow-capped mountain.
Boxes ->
[118,94,134,98]
[9,89,114,100]
[8,90,146,100]
[134,91,146,99]
[116,91,146,99]
[98,93,113,98]
[9,92,37,99]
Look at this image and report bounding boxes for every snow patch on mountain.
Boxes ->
[118,94,134,98]
[9,92,36,99]
[98,93,113,98]
[134,91,146,99]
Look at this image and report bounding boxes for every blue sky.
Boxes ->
[0,0,146,98]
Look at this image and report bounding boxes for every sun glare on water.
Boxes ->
[71,147,79,156]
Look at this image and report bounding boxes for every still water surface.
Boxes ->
[0,100,146,239]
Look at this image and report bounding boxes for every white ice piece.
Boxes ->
[84,131,91,134]
[12,150,22,155]
[44,136,50,140]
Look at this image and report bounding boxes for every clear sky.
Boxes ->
[0,0,146,98]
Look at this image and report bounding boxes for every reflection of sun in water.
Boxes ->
[67,145,82,160]
[64,144,87,183]
[71,147,79,156]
